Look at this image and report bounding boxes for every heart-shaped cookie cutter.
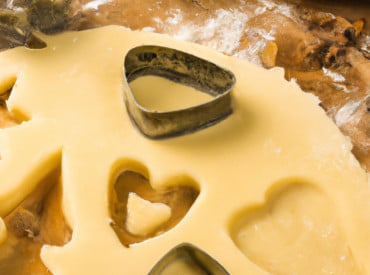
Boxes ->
[148,243,229,274]
[123,45,236,139]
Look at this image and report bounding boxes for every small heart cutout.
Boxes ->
[230,181,361,275]
[109,169,199,247]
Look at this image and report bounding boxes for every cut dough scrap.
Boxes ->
[126,192,172,236]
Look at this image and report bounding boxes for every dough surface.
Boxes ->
[0,26,369,274]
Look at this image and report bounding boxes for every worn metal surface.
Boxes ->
[123,45,236,138]
[149,243,229,274]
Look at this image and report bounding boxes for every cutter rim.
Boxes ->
[123,45,236,139]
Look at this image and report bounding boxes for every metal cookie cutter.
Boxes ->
[148,243,229,274]
[123,45,236,139]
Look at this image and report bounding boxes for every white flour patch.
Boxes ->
[274,3,292,18]
[255,6,267,15]
[171,9,249,55]
[258,0,276,10]
[82,0,111,11]
[323,68,354,93]
[335,100,363,127]
[153,17,164,28]
[323,67,346,82]
[234,28,276,65]
[360,34,370,56]
[251,28,276,41]
[333,83,355,94]
[234,41,265,65]
[6,0,25,11]
[154,2,296,63]
[141,26,155,32]
[165,8,183,25]
[257,0,292,18]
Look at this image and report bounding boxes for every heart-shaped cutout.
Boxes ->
[229,181,361,275]
[109,169,199,247]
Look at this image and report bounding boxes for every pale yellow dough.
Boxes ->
[129,75,213,111]
[0,26,369,274]
[126,192,171,236]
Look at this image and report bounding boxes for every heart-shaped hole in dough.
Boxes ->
[229,180,362,275]
[109,169,199,247]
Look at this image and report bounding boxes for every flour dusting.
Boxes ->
[235,28,276,65]
[333,83,356,94]
[165,8,183,25]
[335,100,363,127]
[141,26,155,32]
[168,9,249,55]
[82,0,111,11]
[359,34,370,57]
[257,0,292,18]
[323,67,346,82]
[151,0,296,62]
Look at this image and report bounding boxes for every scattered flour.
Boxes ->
[6,0,25,11]
[335,100,363,127]
[152,17,164,28]
[235,40,266,65]
[323,68,356,93]
[166,9,249,55]
[333,83,355,94]
[141,26,155,32]
[234,28,276,65]
[147,1,361,135]
[165,8,183,25]
[82,0,111,11]
[152,1,295,61]
[255,6,267,15]
[360,34,370,56]
[257,0,292,18]
[323,67,346,82]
